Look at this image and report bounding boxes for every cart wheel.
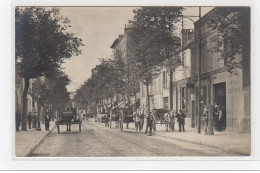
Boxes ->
[79,123,81,132]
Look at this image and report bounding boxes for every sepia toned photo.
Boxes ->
[15,6,251,157]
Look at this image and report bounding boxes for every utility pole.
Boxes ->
[198,7,202,134]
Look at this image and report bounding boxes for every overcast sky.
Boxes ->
[60,7,213,92]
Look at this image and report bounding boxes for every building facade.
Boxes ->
[193,8,250,133]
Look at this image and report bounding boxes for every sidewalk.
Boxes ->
[15,122,56,157]
[122,121,251,156]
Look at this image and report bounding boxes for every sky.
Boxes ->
[60,7,213,92]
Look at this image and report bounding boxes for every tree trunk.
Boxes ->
[169,70,173,111]
[22,77,30,131]
[145,84,150,115]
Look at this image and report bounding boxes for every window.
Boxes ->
[181,87,186,110]
[163,71,168,89]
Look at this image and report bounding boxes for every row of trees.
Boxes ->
[15,7,84,130]
[75,7,250,123]
[74,7,184,114]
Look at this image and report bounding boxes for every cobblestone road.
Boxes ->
[30,120,238,157]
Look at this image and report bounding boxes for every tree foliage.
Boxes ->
[208,7,250,75]
[16,7,84,79]
[15,7,84,130]
[127,7,183,111]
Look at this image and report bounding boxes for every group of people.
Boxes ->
[164,109,186,133]
[202,104,225,134]
[15,108,51,131]
[132,108,186,136]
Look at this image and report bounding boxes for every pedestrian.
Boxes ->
[217,106,223,132]
[15,109,21,131]
[145,111,155,136]
[213,104,218,130]
[32,111,37,129]
[203,105,209,135]
[27,112,32,129]
[169,109,176,132]
[45,113,51,131]
[177,110,186,132]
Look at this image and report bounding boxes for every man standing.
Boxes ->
[203,105,209,134]
[177,110,186,132]
[45,113,51,131]
[15,109,21,131]
[27,112,32,129]
[145,111,155,136]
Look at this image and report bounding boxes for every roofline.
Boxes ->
[194,7,217,26]
[110,38,120,49]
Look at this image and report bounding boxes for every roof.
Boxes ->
[110,38,120,49]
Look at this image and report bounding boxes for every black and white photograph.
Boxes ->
[14,5,252,158]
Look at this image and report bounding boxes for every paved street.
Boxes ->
[30,120,239,157]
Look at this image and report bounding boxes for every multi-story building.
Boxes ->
[193,8,250,133]
[139,30,194,124]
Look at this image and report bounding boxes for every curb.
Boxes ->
[24,125,56,157]
[154,133,248,156]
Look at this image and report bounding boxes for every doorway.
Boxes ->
[213,82,226,130]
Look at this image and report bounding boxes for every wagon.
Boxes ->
[153,109,168,124]
[55,108,82,134]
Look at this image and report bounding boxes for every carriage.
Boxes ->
[153,109,168,124]
[55,108,82,134]
[107,107,135,131]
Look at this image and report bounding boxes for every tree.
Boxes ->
[15,7,84,130]
[31,70,71,122]
[208,7,250,87]
[127,7,183,113]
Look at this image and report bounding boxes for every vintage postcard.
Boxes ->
[14,4,251,159]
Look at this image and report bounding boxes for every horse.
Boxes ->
[109,110,120,129]
[164,111,175,132]
[133,111,145,132]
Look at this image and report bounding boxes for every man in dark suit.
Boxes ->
[177,110,186,132]
[15,109,21,131]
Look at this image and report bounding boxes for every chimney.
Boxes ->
[182,29,194,45]
[124,24,129,34]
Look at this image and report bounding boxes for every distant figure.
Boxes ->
[177,110,186,132]
[45,113,51,131]
[217,106,223,132]
[213,104,218,130]
[203,105,209,135]
[27,112,32,129]
[15,109,21,131]
[32,111,37,129]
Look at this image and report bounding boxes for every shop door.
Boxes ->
[214,82,226,130]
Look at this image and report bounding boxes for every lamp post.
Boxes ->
[197,7,202,134]
[177,11,201,133]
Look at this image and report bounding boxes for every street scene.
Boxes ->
[15,6,251,157]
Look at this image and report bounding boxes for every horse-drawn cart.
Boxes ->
[55,108,82,134]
